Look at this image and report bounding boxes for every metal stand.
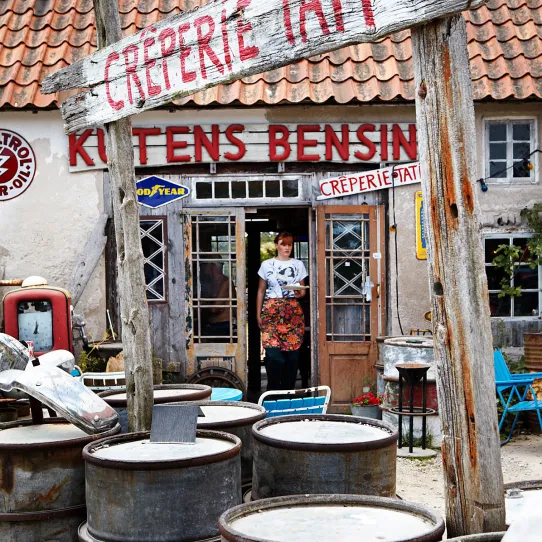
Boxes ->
[392,363,435,454]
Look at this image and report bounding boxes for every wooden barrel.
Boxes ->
[524,333,542,372]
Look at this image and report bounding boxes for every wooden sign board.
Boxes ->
[42,0,483,134]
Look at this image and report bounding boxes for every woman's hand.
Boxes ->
[294,289,305,299]
[256,316,262,329]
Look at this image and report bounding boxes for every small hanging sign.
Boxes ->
[415,191,427,260]
[136,176,189,209]
[317,162,421,200]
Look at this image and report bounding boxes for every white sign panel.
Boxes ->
[42,0,483,133]
[317,162,421,199]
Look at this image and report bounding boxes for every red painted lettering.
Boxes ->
[282,0,295,45]
[158,28,176,90]
[179,23,197,83]
[299,0,330,43]
[330,179,340,195]
[0,186,7,196]
[297,125,321,161]
[348,176,358,192]
[194,125,220,162]
[69,130,95,167]
[269,125,291,161]
[8,136,21,151]
[355,124,376,160]
[96,129,108,163]
[133,127,160,165]
[166,127,191,162]
[105,52,124,110]
[392,124,417,160]
[320,181,332,197]
[122,44,145,105]
[380,124,388,161]
[366,174,377,189]
[224,124,246,160]
[194,15,224,79]
[332,0,344,32]
[237,0,259,61]
[361,0,375,28]
[221,8,232,71]
[325,125,349,160]
[402,166,413,182]
[143,36,161,97]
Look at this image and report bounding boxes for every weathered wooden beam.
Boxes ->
[94,0,154,432]
[411,16,506,537]
[41,0,483,133]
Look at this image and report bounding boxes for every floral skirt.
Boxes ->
[261,299,305,351]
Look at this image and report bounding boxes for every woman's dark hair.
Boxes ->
[274,231,293,245]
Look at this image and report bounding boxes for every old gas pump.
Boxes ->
[2,276,73,356]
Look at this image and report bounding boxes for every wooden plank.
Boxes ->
[42,0,483,133]
[411,15,505,536]
[68,212,108,307]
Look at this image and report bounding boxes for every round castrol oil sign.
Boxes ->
[0,129,36,202]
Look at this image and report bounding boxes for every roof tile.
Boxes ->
[0,0,540,109]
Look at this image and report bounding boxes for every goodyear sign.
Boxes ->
[136,176,189,209]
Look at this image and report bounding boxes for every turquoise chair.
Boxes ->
[258,386,331,417]
[494,348,542,444]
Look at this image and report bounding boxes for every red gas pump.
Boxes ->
[2,277,73,356]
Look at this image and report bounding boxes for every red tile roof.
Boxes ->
[0,0,540,109]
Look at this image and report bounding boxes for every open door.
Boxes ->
[316,206,385,412]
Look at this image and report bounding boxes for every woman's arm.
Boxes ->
[294,278,306,299]
[256,278,267,329]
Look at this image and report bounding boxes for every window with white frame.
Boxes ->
[194,177,301,200]
[484,234,541,318]
[485,119,536,182]
[140,219,167,302]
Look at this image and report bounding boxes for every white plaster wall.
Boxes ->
[0,111,106,341]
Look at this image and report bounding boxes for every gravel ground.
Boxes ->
[396,434,542,527]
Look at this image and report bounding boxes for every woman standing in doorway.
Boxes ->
[256,232,307,391]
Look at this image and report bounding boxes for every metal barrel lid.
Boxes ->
[166,401,266,429]
[383,337,434,349]
[83,429,241,471]
[504,479,542,526]
[219,494,445,542]
[0,418,119,450]
[252,414,398,452]
[98,384,212,406]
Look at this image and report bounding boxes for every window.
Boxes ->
[194,178,300,200]
[485,119,537,182]
[191,215,237,343]
[140,219,167,302]
[484,234,541,318]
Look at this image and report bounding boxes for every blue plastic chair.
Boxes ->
[258,386,331,417]
[494,349,542,444]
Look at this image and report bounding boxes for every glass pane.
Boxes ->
[365,305,371,335]
[194,223,231,252]
[150,251,163,268]
[514,292,539,317]
[486,266,507,290]
[332,306,363,340]
[141,235,160,257]
[146,289,159,301]
[363,220,370,250]
[513,124,530,141]
[490,161,507,178]
[513,142,530,160]
[215,182,229,198]
[282,180,299,197]
[515,238,532,261]
[196,181,212,199]
[333,259,364,296]
[513,161,530,178]
[149,277,164,298]
[140,221,157,232]
[485,238,509,262]
[144,263,161,289]
[333,221,363,250]
[489,124,506,141]
[266,180,280,197]
[515,266,539,290]
[489,143,506,160]
[489,294,511,317]
[249,181,263,198]
[231,181,246,199]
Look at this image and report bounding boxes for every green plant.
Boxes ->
[492,204,542,299]
[77,350,107,373]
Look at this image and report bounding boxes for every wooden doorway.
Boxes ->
[316,206,385,412]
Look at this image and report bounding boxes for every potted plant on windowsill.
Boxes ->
[351,392,381,419]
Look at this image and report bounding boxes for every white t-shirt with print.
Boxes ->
[258,258,308,299]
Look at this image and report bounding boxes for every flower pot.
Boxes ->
[351,405,381,419]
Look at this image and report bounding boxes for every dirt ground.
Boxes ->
[396,434,542,520]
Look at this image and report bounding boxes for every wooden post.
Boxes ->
[93,0,154,432]
[411,16,505,536]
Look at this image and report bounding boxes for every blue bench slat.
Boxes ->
[290,398,304,409]
[263,401,279,411]
[276,399,291,410]
[314,396,326,406]
[509,402,542,412]
[302,397,315,407]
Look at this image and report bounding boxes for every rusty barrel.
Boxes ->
[0,419,118,542]
[169,401,266,486]
[99,384,212,433]
[80,430,242,542]
[252,414,398,500]
[219,495,445,542]
[505,479,542,527]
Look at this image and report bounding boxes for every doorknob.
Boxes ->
[376,284,380,298]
